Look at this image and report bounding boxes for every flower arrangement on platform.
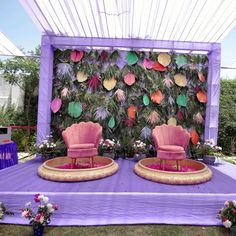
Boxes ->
[99,139,122,159]
[195,139,222,156]
[21,194,58,229]
[0,202,14,220]
[36,135,63,160]
[132,140,147,154]
[219,200,236,228]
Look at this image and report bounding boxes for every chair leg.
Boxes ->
[91,156,94,168]
[176,160,179,171]
[72,158,76,168]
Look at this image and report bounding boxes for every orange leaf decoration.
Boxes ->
[190,129,199,145]
[128,105,137,119]
[124,73,135,86]
[150,90,164,104]
[197,91,207,103]
[198,72,205,82]
[152,61,167,71]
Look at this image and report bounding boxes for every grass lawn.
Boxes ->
[0,225,231,236]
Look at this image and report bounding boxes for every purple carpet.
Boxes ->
[0,158,236,226]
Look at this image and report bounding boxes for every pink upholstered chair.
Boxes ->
[152,124,190,170]
[62,122,102,168]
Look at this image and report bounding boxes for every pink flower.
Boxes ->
[147,111,159,124]
[34,194,40,203]
[115,89,126,102]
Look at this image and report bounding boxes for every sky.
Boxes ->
[0,0,236,79]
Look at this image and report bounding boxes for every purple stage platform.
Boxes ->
[0,158,236,226]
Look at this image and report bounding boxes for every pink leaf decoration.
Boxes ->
[177,111,184,121]
[51,97,62,113]
[143,58,154,69]
[124,73,135,86]
[194,112,204,124]
[61,87,69,97]
[70,50,84,62]
[147,111,159,124]
[115,89,126,102]
[88,75,100,90]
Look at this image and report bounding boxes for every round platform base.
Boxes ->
[134,158,212,185]
[38,156,118,182]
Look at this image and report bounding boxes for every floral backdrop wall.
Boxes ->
[51,49,208,153]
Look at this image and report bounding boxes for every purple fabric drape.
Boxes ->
[0,142,18,169]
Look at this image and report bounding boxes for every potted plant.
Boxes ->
[0,202,14,220]
[195,139,222,165]
[219,200,236,233]
[35,135,63,161]
[22,193,58,236]
[132,140,147,161]
[99,139,116,159]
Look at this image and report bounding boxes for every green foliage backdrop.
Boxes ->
[51,49,208,149]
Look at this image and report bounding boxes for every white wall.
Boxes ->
[0,76,24,107]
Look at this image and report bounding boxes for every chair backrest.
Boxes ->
[152,124,190,150]
[62,122,102,148]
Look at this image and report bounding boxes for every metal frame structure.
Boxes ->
[38,35,221,144]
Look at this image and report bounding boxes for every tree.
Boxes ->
[0,47,40,151]
[218,79,236,154]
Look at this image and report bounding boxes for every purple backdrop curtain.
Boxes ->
[37,36,221,145]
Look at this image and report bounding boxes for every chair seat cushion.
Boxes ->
[159,145,184,152]
[69,143,95,149]
[68,147,98,158]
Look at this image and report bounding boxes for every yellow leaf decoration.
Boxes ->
[167,117,177,125]
[77,71,88,82]
[174,74,187,87]
[103,77,117,91]
[158,53,171,67]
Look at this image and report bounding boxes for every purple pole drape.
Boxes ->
[37,36,221,144]
[204,45,221,144]
[37,36,54,144]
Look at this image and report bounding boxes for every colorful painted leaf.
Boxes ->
[126,51,139,65]
[194,112,204,124]
[197,91,207,103]
[128,105,137,119]
[88,75,100,90]
[77,71,88,82]
[167,117,177,125]
[177,111,184,121]
[51,97,62,113]
[143,58,153,69]
[176,94,187,107]
[108,117,115,129]
[198,72,205,82]
[68,102,82,118]
[190,129,199,145]
[152,61,167,71]
[158,53,171,67]
[150,90,164,104]
[174,74,187,87]
[143,94,150,106]
[70,50,84,62]
[124,73,135,86]
[175,55,187,68]
[103,77,117,91]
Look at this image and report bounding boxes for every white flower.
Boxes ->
[47,203,55,213]
[42,196,49,204]
[224,201,229,207]
[0,212,4,218]
[232,200,236,208]
[21,210,29,218]
[223,220,232,228]
[40,215,45,224]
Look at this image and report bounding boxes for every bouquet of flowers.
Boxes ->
[0,202,14,220]
[195,139,222,156]
[99,139,116,153]
[36,135,63,159]
[132,140,147,154]
[219,200,236,228]
[21,193,58,229]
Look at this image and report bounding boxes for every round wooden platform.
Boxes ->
[38,156,118,182]
[134,158,212,185]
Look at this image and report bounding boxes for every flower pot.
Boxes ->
[203,155,216,165]
[33,225,44,236]
[230,226,236,235]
